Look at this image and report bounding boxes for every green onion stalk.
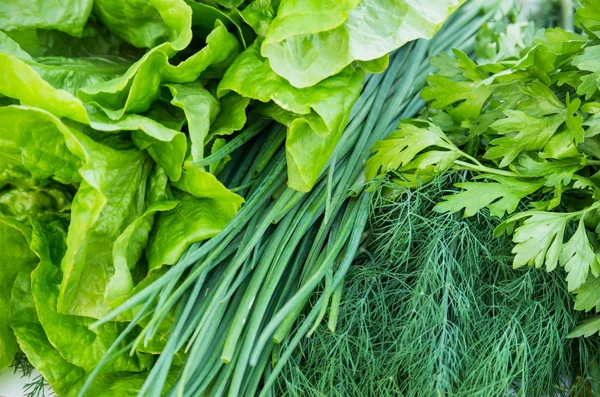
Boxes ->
[79,2,505,396]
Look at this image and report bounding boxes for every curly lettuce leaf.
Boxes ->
[4,22,138,58]
[261,0,464,87]
[240,0,280,37]
[0,30,34,59]
[30,215,153,372]
[212,0,245,8]
[92,0,192,50]
[89,110,188,181]
[10,271,164,397]
[130,131,187,182]
[1,106,159,318]
[0,52,90,123]
[0,106,83,183]
[218,42,363,190]
[208,93,250,139]
[34,57,131,96]
[57,130,154,318]
[0,41,188,181]
[187,1,256,48]
[0,6,240,184]
[0,16,244,186]
[106,201,177,303]
[78,21,240,120]
[0,220,38,370]
[0,27,133,94]
[164,83,219,161]
[173,164,244,204]
[0,0,93,37]
[0,184,73,221]
[146,191,242,270]
[10,271,88,397]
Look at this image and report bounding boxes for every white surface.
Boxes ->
[0,368,29,397]
[0,368,52,397]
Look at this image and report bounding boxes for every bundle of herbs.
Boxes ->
[0,0,467,395]
[3,0,593,396]
[368,0,600,338]
[86,2,508,396]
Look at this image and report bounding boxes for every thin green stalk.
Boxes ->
[251,126,286,178]
[307,268,333,337]
[221,204,303,363]
[191,118,271,167]
[219,131,264,187]
[177,278,250,397]
[225,189,329,396]
[252,195,369,366]
[327,282,344,332]
[258,297,324,397]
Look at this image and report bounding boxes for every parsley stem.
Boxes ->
[460,153,484,167]
[453,159,519,177]
[570,200,600,218]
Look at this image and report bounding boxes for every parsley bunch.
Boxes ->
[367,0,600,335]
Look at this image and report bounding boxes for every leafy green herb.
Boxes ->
[368,0,600,336]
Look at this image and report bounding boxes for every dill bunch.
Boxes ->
[10,353,54,397]
[11,353,34,378]
[276,174,600,397]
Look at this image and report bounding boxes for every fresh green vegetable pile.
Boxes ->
[0,0,469,396]
[369,0,600,338]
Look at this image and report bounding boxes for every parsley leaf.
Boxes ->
[501,211,570,271]
[365,121,462,181]
[434,175,544,217]
[567,315,600,338]
[484,110,565,167]
[561,218,598,291]
[576,0,600,40]
[573,46,600,99]
[574,275,600,312]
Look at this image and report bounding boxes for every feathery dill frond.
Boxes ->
[22,374,54,397]
[11,352,34,378]
[277,174,600,397]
